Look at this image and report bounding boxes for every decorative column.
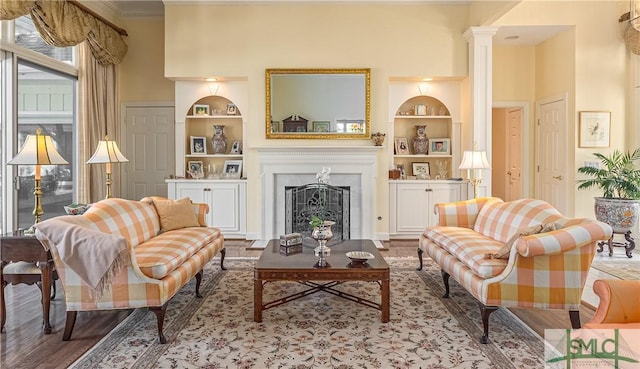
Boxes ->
[464,27,498,198]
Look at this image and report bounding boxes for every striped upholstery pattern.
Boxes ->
[472,198,563,243]
[35,198,224,312]
[419,197,613,310]
[83,198,159,247]
[424,226,507,278]
[435,197,502,229]
[135,227,222,279]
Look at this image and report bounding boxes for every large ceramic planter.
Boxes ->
[594,197,640,233]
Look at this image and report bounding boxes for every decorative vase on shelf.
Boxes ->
[312,220,334,268]
[413,125,428,155]
[211,125,227,154]
[371,132,386,146]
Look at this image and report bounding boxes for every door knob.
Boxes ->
[424,188,432,192]
[552,175,563,180]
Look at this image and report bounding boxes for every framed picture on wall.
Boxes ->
[579,111,610,148]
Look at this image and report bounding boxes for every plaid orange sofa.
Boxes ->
[418,197,612,343]
[34,197,225,343]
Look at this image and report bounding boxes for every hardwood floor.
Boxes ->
[0,240,594,369]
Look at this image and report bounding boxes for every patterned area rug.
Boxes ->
[590,258,640,280]
[70,257,544,369]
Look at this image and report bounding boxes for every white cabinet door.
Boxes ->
[210,182,246,234]
[167,180,247,238]
[390,181,466,238]
[394,183,430,233]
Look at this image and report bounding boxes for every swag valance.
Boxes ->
[0,0,128,64]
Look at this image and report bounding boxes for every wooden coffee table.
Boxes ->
[253,239,390,323]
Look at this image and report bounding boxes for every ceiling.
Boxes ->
[493,25,571,46]
[105,1,570,46]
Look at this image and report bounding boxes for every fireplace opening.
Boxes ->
[285,183,350,240]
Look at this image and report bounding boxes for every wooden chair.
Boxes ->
[1,261,57,332]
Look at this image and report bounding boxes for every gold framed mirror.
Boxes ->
[266,68,371,139]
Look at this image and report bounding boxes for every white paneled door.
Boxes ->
[535,97,568,215]
[122,106,175,200]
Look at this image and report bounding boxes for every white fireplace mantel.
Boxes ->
[257,146,382,240]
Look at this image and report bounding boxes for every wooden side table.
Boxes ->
[1,231,54,334]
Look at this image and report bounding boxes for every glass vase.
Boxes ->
[211,125,227,154]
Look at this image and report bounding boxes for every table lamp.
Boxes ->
[7,128,69,229]
[458,150,491,198]
[87,135,129,199]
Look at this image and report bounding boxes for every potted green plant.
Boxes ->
[577,148,640,235]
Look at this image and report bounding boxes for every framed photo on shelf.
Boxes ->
[230,140,242,154]
[223,160,242,178]
[412,162,430,177]
[190,136,207,155]
[270,121,280,133]
[226,103,237,115]
[193,104,209,116]
[579,111,610,148]
[429,138,450,155]
[187,161,204,179]
[312,121,331,132]
[394,137,410,155]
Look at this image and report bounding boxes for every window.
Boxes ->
[14,16,74,64]
[16,60,76,230]
[1,17,78,233]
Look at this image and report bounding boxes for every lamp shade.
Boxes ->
[87,137,129,164]
[458,150,491,170]
[8,128,69,166]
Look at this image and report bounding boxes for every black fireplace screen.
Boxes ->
[285,183,350,240]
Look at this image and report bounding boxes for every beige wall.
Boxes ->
[119,17,174,103]
[492,1,626,219]
[106,0,631,237]
[164,3,470,237]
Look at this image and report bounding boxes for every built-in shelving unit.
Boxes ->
[183,98,245,177]
[392,96,455,179]
[169,81,249,238]
[387,81,469,238]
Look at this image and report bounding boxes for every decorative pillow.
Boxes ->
[486,222,560,259]
[152,197,200,232]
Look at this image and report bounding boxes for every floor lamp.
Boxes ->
[458,150,491,199]
[87,135,129,199]
[8,128,69,231]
